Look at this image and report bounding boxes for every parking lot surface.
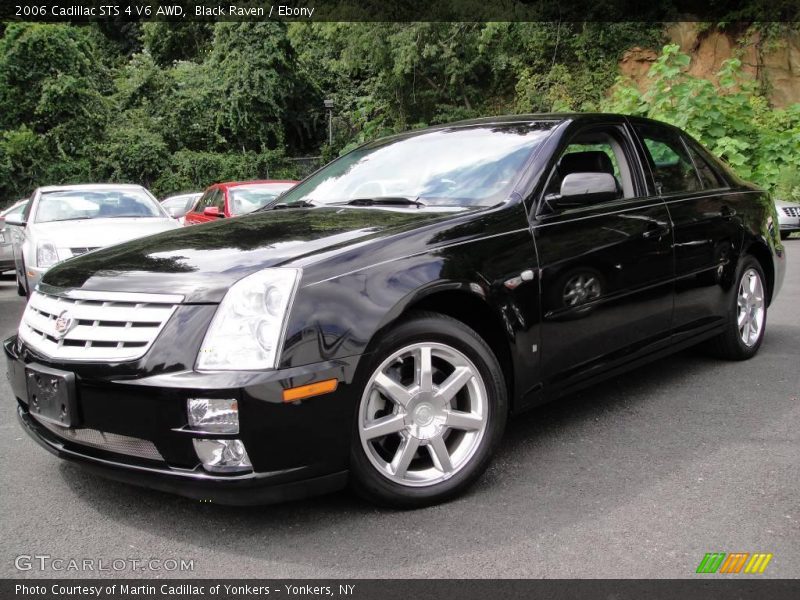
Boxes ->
[0,244,798,578]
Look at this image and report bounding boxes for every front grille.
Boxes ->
[69,247,100,256]
[19,290,181,362]
[35,416,163,461]
[782,206,800,218]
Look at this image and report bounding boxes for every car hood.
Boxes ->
[42,207,467,302]
[33,218,179,249]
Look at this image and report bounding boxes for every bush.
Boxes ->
[152,149,301,197]
[603,44,800,199]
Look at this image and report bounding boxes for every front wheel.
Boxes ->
[350,312,507,508]
[707,256,767,360]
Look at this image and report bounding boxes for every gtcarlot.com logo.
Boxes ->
[696,552,773,574]
[14,554,194,573]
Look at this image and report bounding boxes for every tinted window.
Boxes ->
[635,124,701,194]
[544,126,636,201]
[684,139,726,190]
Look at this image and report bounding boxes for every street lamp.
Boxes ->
[323,98,334,146]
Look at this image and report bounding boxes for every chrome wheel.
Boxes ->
[563,272,601,307]
[737,268,765,347]
[358,342,489,487]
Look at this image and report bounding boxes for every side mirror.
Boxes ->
[203,206,224,218]
[166,207,184,218]
[4,213,25,227]
[547,172,619,210]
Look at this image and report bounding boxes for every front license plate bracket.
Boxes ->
[25,364,79,428]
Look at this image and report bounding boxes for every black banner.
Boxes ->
[3,579,800,600]
[2,0,800,22]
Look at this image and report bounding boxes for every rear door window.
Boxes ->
[684,139,727,190]
[635,124,702,195]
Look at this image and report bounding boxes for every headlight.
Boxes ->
[36,241,59,268]
[196,268,300,370]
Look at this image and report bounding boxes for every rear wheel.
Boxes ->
[350,312,507,508]
[707,256,767,360]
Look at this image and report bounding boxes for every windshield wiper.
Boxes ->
[45,216,93,223]
[264,200,315,210]
[340,197,426,207]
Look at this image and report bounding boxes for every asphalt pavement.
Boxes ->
[0,246,798,579]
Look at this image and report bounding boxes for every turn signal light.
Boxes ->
[282,379,338,403]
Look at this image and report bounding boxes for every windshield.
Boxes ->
[230,183,295,215]
[35,189,164,223]
[275,123,556,208]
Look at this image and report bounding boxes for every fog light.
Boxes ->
[193,439,252,473]
[187,398,239,434]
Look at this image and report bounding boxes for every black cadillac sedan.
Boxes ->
[4,114,786,508]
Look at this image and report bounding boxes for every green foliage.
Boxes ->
[141,22,212,66]
[603,44,800,199]
[152,149,300,197]
[0,24,110,199]
[1,22,796,207]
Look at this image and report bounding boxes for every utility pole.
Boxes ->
[324,99,334,146]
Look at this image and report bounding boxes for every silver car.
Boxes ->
[0,199,28,273]
[6,184,180,296]
[776,198,800,240]
[161,192,202,225]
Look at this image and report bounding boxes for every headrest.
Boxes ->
[559,151,615,176]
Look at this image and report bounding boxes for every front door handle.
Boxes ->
[721,205,737,219]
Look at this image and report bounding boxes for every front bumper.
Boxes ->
[779,215,800,233]
[25,265,46,289]
[5,335,360,505]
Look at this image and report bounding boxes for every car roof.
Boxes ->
[36,183,147,193]
[421,112,676,131]
[163,192,201,199]
[214,180,297,189]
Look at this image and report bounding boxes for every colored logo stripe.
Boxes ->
[744,553,773,574]
[719,553,749,573]
[696,553,726,573]
[696,552,773,574]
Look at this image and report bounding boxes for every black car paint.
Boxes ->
[4,114,786,504]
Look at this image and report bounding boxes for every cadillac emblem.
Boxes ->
[54,310,74,339]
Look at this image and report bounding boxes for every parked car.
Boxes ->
[0,199,28,273]
[775,198,799,240]
[161,192,202,225]
[6,184,180,297]
[5,114,785,508]
[184,180,297,225]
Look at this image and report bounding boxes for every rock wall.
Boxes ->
[619,23,800,108]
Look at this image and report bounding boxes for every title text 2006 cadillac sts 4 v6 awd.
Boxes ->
[5,114,786,507]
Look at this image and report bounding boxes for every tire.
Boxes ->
[707,255,768,360]
[16,260,27,297]
[350,311,507,508]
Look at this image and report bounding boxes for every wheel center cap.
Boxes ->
[413,403,435,426]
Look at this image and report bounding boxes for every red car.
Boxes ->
[184,180,298,225]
